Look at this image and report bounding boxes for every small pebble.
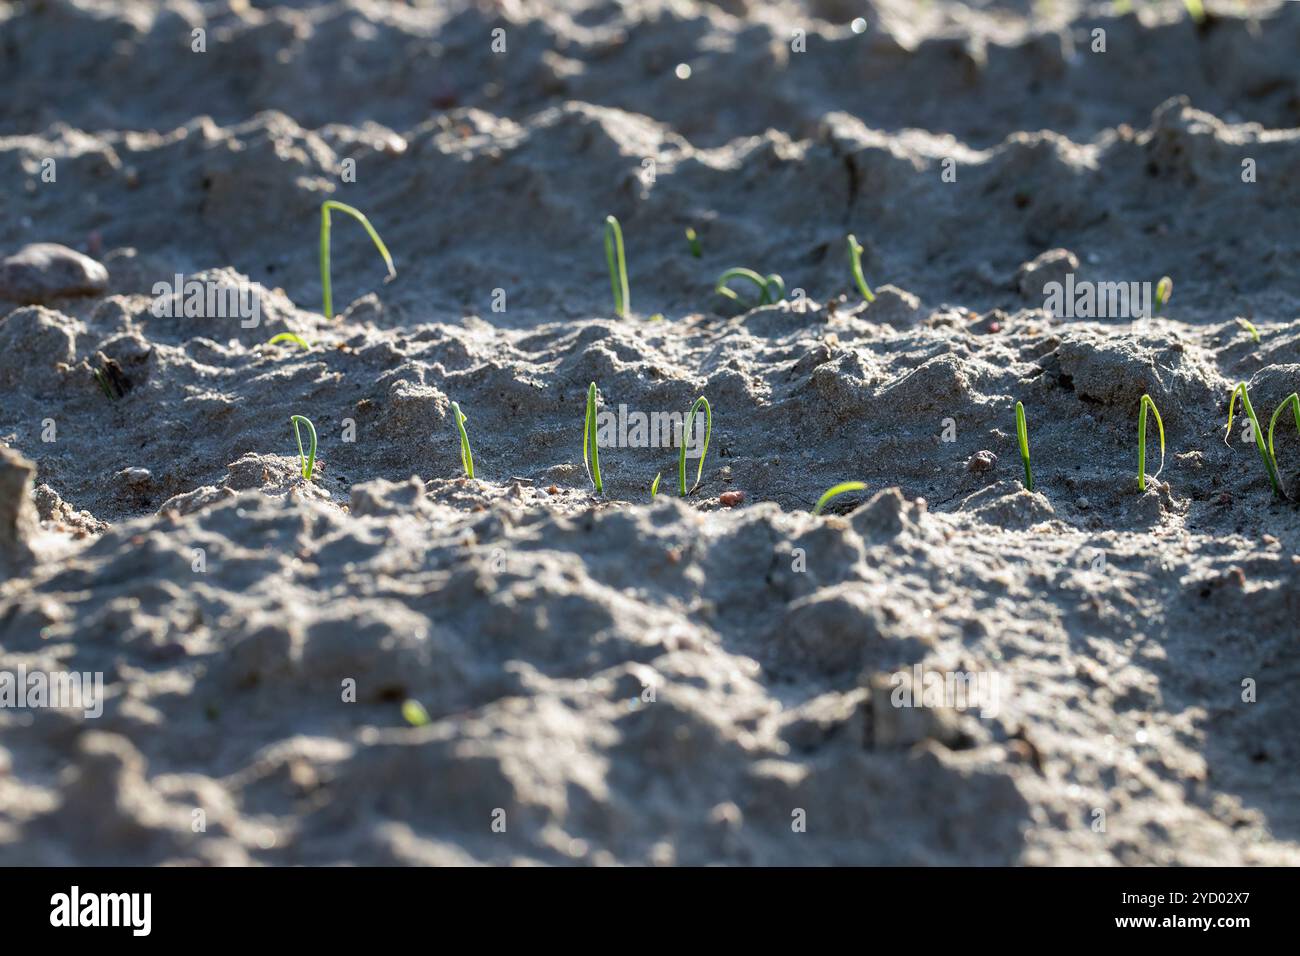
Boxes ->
[117,467,152,486]
[0,243,108,304]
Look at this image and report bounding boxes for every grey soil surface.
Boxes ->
[1,0,1298,865]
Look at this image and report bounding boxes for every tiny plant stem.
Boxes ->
[402,700,431,727]
[451,401,474,479]
[320,200,396,320]
[812,481,867,516]
[1226,383,1281,496]
[604,215,630,318]
[1266,393,1300,495]
[266,332,311,350]
[847,234,875,303]
[584,382,603,494]
[1235,318,1260,343]
[1136,394,1165,492]
[685,227,701,258]
[290,414,318,481]
[716,268,779,307]
[93,369,114,401]
[1015,401,1033,492]
[651,472,661,499]
[1183,0,1205,22]
[678,396,712,497]
[1154,276,1172,314]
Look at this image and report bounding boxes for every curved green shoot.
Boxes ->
[1136,394,1165,492]
[320,200,395,320]
[651,472,662,499]
[1235,318,1260,343]
[847,234,875,303]
[583,382,603,494]
[604,215,630,318]
[1015,401,1033,492]
[1225,383,1281,496]
[812,481,867,516]
[451,401,474,479]
[1154,276,1172,315]
[290,414,318,481]
[715,268,784,308]
[685,227,702,258]
[401,699,431,727]
[1267,393,1300,495]
[678,396,712,497]
[266,332,311,350]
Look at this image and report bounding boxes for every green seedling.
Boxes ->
[1154,276,1172,314]
[1136,394,1165,492]
[451,401,474,479]
[583,382,603,494]
[290,414,318,481]
[1225,383,1281,496]
[402,699,431,727]
[847,234,875,303]
[651,472,662,498]
[1267,393,1300,495]
[93,368,116,401]
[265,332,311,350]
[320,200,395,320]
[1016,401,1033,491]
[812,481,867,516]
[1235,318,1260,343]
[678,396,712,497]
[604,215,630,318]
[715,268,785,308]
[92,356,129,400]
[1115,0,1204,21]
[685,227,702,258]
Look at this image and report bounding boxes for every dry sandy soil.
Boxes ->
[0,0,1298,865]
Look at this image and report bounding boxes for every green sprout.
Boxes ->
[1235,318,1260,343]
[290,414,318,481]
[93,368,116,401]
[651,472,662,498]
[1136,394,1165,492]
[847,234,875,303]
[678,396,712,497]
[604,215,630,318]
[1154,276,1172,314]
[685,227,702,258]
[320,200,395,320]
[1015,401,1033,492]
[1225,383,1282,496]
[265,332,311,350]
[1115,0,1204,21]
[812,481,867,516]
[583,382,603,494]
[715,268,785,308]
[1267,393,1300,496]
[451,401,474,479]
[402,699,431,727]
